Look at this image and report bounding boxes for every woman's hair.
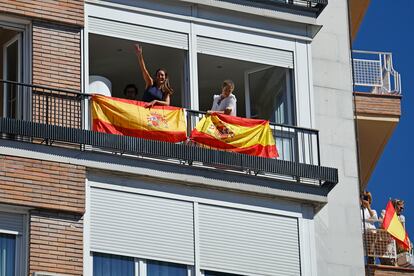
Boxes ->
[222,79,235,90]
[155,68,174,96]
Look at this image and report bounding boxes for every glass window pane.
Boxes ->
[0,233,16,276]
[93,252,134,276]
[89,34,188,107]
[147,260,187,276]
[204,271,242,276]
[197,54,294,124]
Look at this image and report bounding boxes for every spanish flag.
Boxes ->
[91,95,186,143]
[382,201,410,250]
[190,113,278,158]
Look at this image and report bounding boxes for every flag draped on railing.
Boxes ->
[91,95,187,143]
[190,113,278,158]
[382,201,411,250]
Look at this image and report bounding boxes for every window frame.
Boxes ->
[0,15,32,122]
[0,206,29,276]
[84,2,314,130]
[91,253,194,276]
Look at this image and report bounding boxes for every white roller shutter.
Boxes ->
[0,211,24,234]
[199,204,300,276]
[88,17,189,50]
[90,187,194,265]
[197,36,294,68]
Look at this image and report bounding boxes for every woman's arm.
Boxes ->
[134,44,153,89]
[207,109,232,115]
[145,94,171,107]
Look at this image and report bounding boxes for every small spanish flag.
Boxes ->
[91,95,186,143]
[382,200,410,250]
[190,113,278,158]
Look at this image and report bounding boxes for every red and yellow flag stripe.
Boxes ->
[190,113,278,158]
[91,95,186,143]
[383,201,410,250]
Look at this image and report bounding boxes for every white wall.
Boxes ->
[312,0,365,275]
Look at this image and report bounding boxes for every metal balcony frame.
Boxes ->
[352,50,402,95]
[218,0,328,17]
[0,79,338,187]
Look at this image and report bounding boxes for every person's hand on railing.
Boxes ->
[144,100,157,108]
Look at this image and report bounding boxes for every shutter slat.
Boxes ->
[90,187,194,265]
[0,212,23,234]
[88,17,188,50]
[199,204,300,276]
[197,36,293,68]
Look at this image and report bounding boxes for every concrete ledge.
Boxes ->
[0,139,331,207]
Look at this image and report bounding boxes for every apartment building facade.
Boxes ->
[0,0,378,275]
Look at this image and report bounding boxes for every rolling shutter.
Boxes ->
[0,212,23,234]
[198,204,300,276]
[88,16,189,50]
[196,36,294,68]
[90,187,194,265]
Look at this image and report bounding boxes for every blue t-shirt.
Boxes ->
[142,86,163,102]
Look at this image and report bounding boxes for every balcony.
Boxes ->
[362,222,414,275]
[352,50,402,188]
[0,79,337,191]
[215,0,328,17]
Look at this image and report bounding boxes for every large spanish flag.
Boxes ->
[91,95,186,143]
[382,200,410,250]
[190,113,278,158]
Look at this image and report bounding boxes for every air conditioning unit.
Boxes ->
[397,252,413,267]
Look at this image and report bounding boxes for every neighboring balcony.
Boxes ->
[0,80,338,192]
[215,0,328,16]
[362,220,414,275]
[352,50,402,189]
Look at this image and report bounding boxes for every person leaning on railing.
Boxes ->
[207,79,237,116]
[134,43,174,108]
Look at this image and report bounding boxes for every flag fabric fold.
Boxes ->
[91,94,186,143]
[382,200,410,250]
[190,113,278,158]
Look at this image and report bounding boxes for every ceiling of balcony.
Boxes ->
[354,92,401,189]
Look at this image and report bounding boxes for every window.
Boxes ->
[0,233,16,276]
[147,260,187,276]
[89,34,188,107]
[93,252,135,276]
[0,210,27,276]
[1,26,22,119]
[204,271,242,276]
[92,253,191,276]
[197,54,294,124]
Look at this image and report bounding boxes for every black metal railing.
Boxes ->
[186,109,321,166]
[1,79,88,129]
[220,0,328,16]
[0,80,337,186]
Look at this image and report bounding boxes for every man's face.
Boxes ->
[125,88,137,100]
[222,85,234,97]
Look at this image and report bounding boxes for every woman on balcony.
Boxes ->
[134,44,173,108]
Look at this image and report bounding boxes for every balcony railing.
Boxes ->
[352,50,402,95]
[363,218,414,268]
[217,0,327,16]
[0,80,338,186]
